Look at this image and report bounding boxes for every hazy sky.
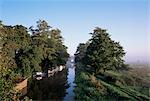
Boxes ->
[0,0,149,63]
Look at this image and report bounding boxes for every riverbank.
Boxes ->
[15,59,76,100]
[74,62,150,101]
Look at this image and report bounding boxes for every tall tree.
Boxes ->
[83,27,125,74]
[29,20,69,73]
[50,29,69,66]
[29,20,52,72]
[13,25,32,77]
[74,42,89,63]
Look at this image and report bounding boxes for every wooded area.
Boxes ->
[0,20,69,100]
[0,21,149,100]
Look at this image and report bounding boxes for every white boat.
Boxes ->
[32,72,44,80]
[71,59,74,63]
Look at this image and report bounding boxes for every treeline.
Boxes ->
[74,27,150,100]
[0,20,69,100]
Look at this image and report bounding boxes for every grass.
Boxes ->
[74,63,150,101]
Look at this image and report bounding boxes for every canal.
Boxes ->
[24,58,76,100]
[64,60,76,101]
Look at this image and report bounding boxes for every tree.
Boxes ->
[0,23,18,100]
[29,20,52,72]
[29,20,69,73]
[12,25,32,77]
[49,29,69,66]
[74,42,89,63]
[83,27,125,74]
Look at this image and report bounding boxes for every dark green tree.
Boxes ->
[83,27,125,74]
[13,25,32,77]
[50,29,69,66]
[74,42,89,63]
[29,20,69,72]
[29,20,52,72]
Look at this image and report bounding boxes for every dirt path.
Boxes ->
[14,79,28,91]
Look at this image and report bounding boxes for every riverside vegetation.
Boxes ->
[0,20,149,100]
[74,27,150,101]
[0,20,69,100]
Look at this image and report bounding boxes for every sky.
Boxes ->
[0,0,149,63]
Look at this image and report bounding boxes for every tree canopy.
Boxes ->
[0,20,69,100]
[76,27,126,74]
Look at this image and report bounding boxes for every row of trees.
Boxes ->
[0,20,69,100]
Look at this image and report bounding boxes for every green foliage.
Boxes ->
[74,43,89,75]
[113,84,150,100]
[0,24,18,100]
[74,69,150,101]
[74,27,149,101]
[101,80,136,100]
[0,20,68,100]
[82,27,125,74]
[74,73,107,101]
[74,42,89,63]
[29,20,69,72]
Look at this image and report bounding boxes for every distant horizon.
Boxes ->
[0,0,149,64]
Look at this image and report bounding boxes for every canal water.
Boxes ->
[64,60,76,101]
[25,58,76,100]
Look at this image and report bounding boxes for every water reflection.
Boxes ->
[27,68,68,100]
[24,58,76,100]
[64,61,76,101]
